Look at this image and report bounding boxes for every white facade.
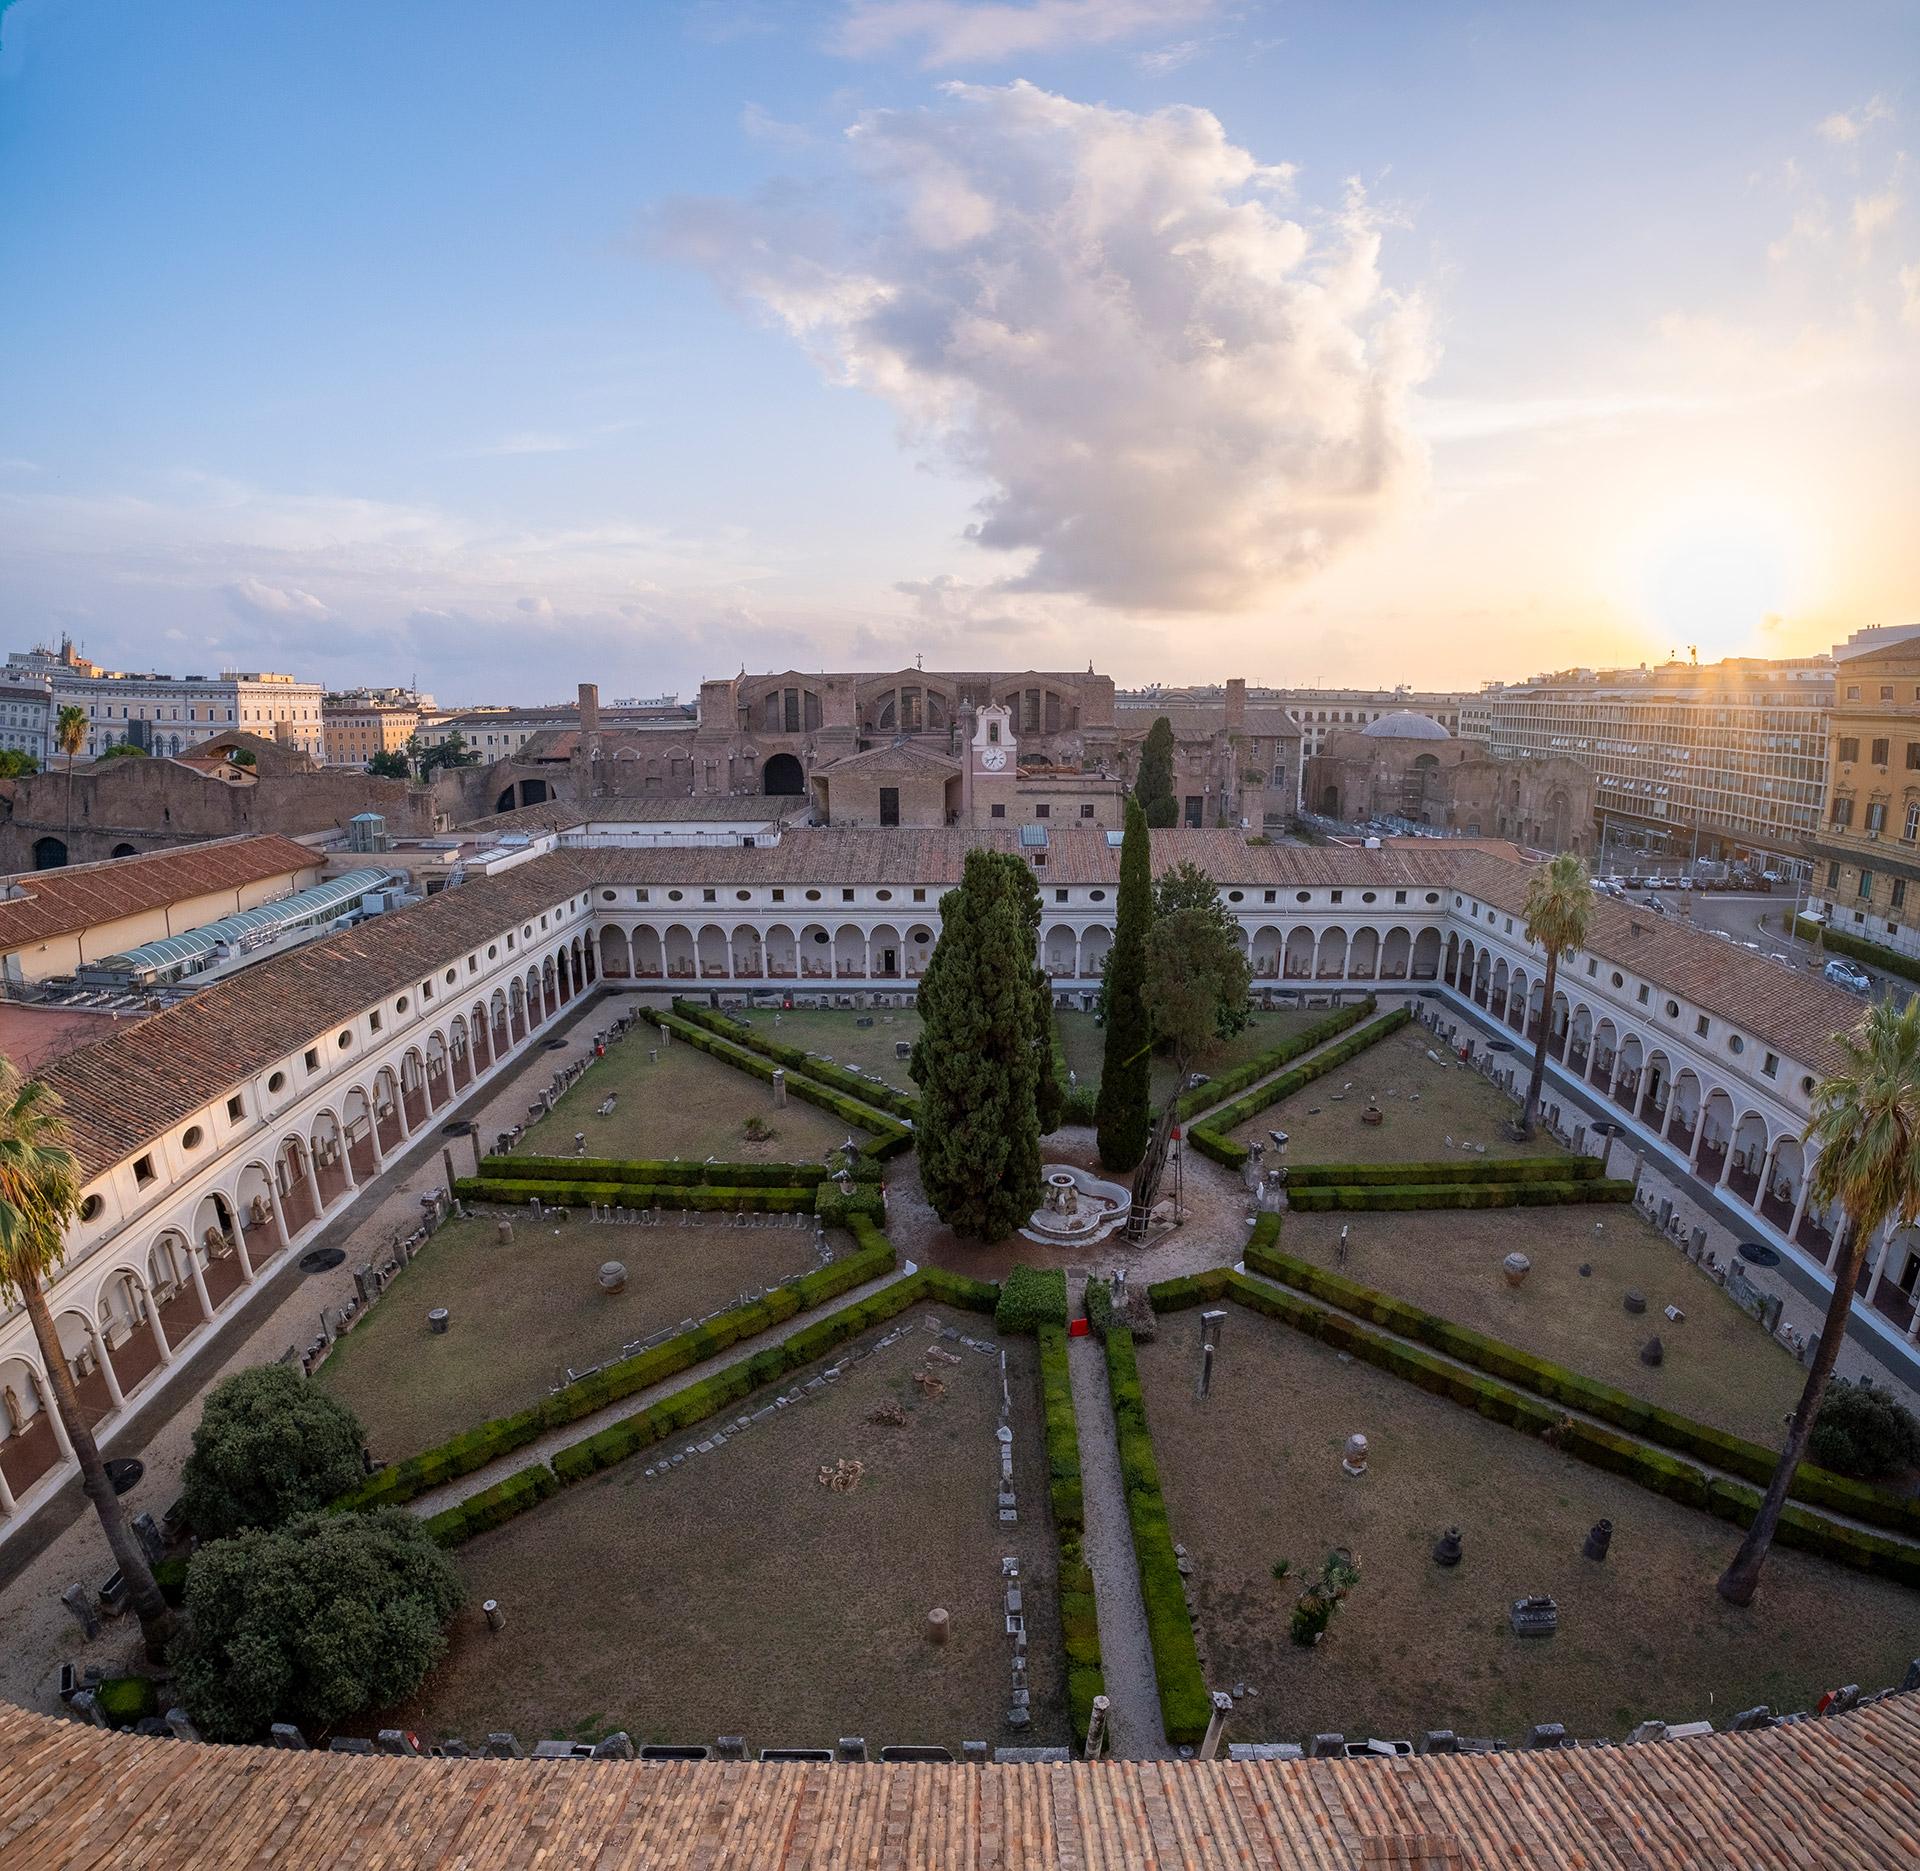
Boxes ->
[0,680,53,764]
[28,668,326,760]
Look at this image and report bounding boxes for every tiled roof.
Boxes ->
[1118,704,1301,740]
[0,1699,1915,1869]
[0,835,321,953]
[1446,850,1864,1074]
[41,855,594,1178]
[468,797,793,834]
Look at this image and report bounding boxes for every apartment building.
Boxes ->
[323,698,420,769]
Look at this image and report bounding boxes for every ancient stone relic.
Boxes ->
[1432,1527,1463,1568]
[1501,1252,1531,1288]
[1583,1519,1613,1563]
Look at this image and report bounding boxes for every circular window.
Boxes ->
[1729,1035,1745,1055]
[337,1031,352,1049]
[667,890,683,902]
[1610,972,1624,988]
[877,889,893,902]
[1090,889,1106,902]
[1802,1074,1816,1096]
[737,889,751,902]
[523,925,533,939]
[268,1071,286,1093]
[1361,891,1376,904]
[396,995,409,1012]
[487,944,498,959]
[1453,896,1463,907]
[1426,892,1440,904]
[812,929,829,944]
[806,888,822,902]
[79,1194,103,1222]
[1666,999,1679,1018]
[182,1126,203,1150]
[1228,890,1244,903]
[601,890,616,902]
[1296,891,1311,904]
[910,927,932,942]
[444,968,456,984]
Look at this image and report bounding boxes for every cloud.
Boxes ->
[1136,38,1205,74]
[832,0,1218,68]
[663,81,1429,612]
[1818,95,1894,144]
[222,576,332,624]
[1903,262,1920,330]
[740,101,814,149]
[1853,188,1902,243]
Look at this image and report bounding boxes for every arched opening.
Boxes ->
[1442,930,1460,987]
[1489,957,1510,1021]
[31,836,67,870]
[1410,927,1442,981]
[907,922,938,977]
[110,842,139,859]
[489,988,511,1058]
[1728,1110,1771,1205]
[425,1032,450,1110]
[1589,1018,1619,1089]
[1765,1134,1806,1234]
[1043,926,1077,977]
[870,923,903,978]
[1316,927,1348,979]
[600,925,633,980]
[1283,927,1315,980]
[96,1267,168,1399]
[799,923,832,980]
[1694,1088,1736,1180]
[508,978,528,1043]
[469,1003,493,1072]
[276,1134,318,1236]
[833,924,866,978]
[0,1352,65,1502]
[342,1085,379,1182]
[765,923,798,980]
[1613,1033,1644,1107]
[731,925,765,978]
[147,1229,210,1349]
[1318,784,1341,817]
[662,925,696,980]
[1251,926,1283,980]
[194,1190,250,1295]
[1348,927,1380,980]
[696,925,729,979]
[449,1017,473,1091]
[1566,1003,1593,1074]
[401,1049,430,1128]
[763,753,806,796]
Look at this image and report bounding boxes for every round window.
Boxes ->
[1361,891,1376,904]
[1426,892,1440,904]
[182,1126,203,1150]
[812,929,829,944]
[667,890,683,902]
[910,927,932,942]
[1666,999,1679,1018]
[396,995,409,1012]
[1296,891,1311,904]
[487,944,498,959]
[79,1194,103,1222]
[268,1071,286,1093]
[1090,889,1106,902]
[737,889,751,901]
[806,889,822,902]
[1610,972,1624,988]
[1227,890,1244,903]
[1453,896,1463,907]
[1802,1075,1816,1096]
[444,968,456,984]
[338,1032,352,1050]
[877,889,893,901]
[523,925,533,939]
[1729,1035,1745,1055]
[601,890,616,902]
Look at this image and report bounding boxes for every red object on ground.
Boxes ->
[1068,1317,1091,1338]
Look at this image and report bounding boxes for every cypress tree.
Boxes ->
[910,848,1044,1240]
[1096,797,1154,1170]
[1134,716,1177,828]
[1007,857,1065,1134]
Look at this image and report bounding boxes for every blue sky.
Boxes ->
[2,1,1915,703]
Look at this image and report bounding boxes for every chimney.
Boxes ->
[1225,677,1247,736]
[577,682,601,746]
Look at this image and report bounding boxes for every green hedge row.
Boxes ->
[813,1181,888,1228]
[1282,1155,1603,1188]
[420,1462,560,1547]
[1105,1329,1211,1745]
[1225,1259,1920,1580]
[1039,1324,1105,1749]
[456,1175,820,1215]
[1144,1269,1232,1314]
[673,1000,922,1123]
[1241,1222,1920,1541]
[1794,916,1920,988]
[1173,996,1378,1120]
[484,1153,882,1188]
[334,1220,897,1509]
[1282,1178,1634,1212]
[1190,1009,1413,1168]
[644,1010,914,1159]
[920,1265,1002,1314]
[996,1265,1069,1335]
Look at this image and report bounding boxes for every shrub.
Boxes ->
[181,1364,366,1539]
[1809,1381,1920,1481]
[483,1154,882,1188]
[1144,1268,1231,1313]
[995,1264,1068,1335]
[173,1508,464,1742]
[1038,1324,1105,1748]
[1282,1178,1633,1212]
[1282,1155,1603,1188]
[95,1675,160,1728]
[153,1556,189,1607]
[456,1176,819,1214]
[920,1266,1001,1314]
[1084,1277,1115,1342]
[672,1000,922,1123]
[421,1463,560,1546]
[1105,1329,1210,1744]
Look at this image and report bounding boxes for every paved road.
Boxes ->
[1681,892,1915,1008]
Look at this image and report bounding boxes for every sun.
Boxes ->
[1624,489,1814,663]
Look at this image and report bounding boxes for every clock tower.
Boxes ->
[964,701,1019,825]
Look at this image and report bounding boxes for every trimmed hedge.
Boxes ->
[996,1264,1069,1335]
[1282,1156,1603,1188]
[921,1265,1002,1314]
[1039,1324,1105,1748]
[484,1154,882,1189]
[1106,1329,1210,1744]
[1282,1178,1634,1212]
[646,1011,914,1159]
[1795,916,1920,989]
[421,1462,560,1547]
[1226,1260,1920,1577]
[673,1000,922,1123]
[1241,1221,1920,1541]
[457,1175,819,1215]
[334,1220,898,1510]
[1144,1268,1232,1314]
[1190,1008,1412,1168]
[1173,996,1378,1120]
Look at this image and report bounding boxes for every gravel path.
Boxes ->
[1065,1274,1174,1761]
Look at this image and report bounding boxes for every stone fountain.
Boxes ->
[1021,1164,1131,1247]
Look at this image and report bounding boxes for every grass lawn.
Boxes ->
[1137,1309,1920,1743]
[1056,1007,1328,1110]
[316,1212,833,1457]
[727,1005,925,1096]
[393,1310,1064,1754]
[1271,1207,1805,1444]
[1233,1024,1565,1164]
[536,1029,868,1164]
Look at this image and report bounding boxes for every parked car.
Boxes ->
[1824,959,1872,994]
[1641,894,1668,915]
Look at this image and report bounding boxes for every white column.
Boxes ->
[43,1380,73,1459]
[186,1247,214,1324]
[1865,1221,1899,1307]
[147,1294,171,1366]
[92,1328,125,1409]
[0,1457,15,1514]
[1715,1135,1736,1190]
[1787,1169,1812,1243]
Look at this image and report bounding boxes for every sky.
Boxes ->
[1,1,1916,706]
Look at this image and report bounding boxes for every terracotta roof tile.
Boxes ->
[0,835,321,953]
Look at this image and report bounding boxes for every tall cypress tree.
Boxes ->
[1097,797,1154,1170]
[1007,857,1065,1134]
[1134,716,1177,828]
[910,849,1044,1240]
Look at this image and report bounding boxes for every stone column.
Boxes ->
[1865,1221,1900,1308]
[92,1329,125,1409]
[1787,1164,1813,1243]
[1198,1691,1233,1762]
[44,1386,73,1460]
[147,1295,171,1366]
[1716,1137,1736,1191]
[0,1460,15,1514]
[186,1248,214,1324]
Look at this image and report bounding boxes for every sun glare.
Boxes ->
[1625,490,1815,663]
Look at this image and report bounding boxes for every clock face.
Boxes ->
[981,745,1007,771]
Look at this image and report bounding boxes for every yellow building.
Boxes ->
[322,702,419,770]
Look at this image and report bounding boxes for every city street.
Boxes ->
[1680,891,1918,1009]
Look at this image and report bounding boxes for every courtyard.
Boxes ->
[1270,1207,1807,1444]
[1230,1023,1567,1164]
[1136,1308,1920,1743]
[315,1211,836,1457]
[1057,1006,1328,1110]
[389,1310,1065,1754]
[536,1028,870,1164]
[722,1003,926,1096]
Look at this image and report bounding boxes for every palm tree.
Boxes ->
[1518,851,1594,1139]
[1717,995,1920,1605]
[0,1063,176,1660]
[54,703,87,863]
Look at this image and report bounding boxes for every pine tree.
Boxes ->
[1134,717,1177,828]
[1006,858,1065,1133]
[910,849,1044,1240]
[1097,797,1154,1170]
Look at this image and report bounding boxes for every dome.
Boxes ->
[1361,709,1451,741]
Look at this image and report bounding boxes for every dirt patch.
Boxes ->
[1057,1007,1328,1109]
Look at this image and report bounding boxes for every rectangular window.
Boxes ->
[1830,797,1854,827]
[1859,870,1875,901]
[1872,738,1890,765]
[1868,801,1886,833]
[1264,889,1276,903]
[770,887,784,903]
[1586,959,1597,976]
[1637,984,1649,1004]
[879,786,900,827]
[134,1154,155,1187]
[1695,1014,1710,1037]
[1846,685,1860,700]
[303,1048,320,1073]
[1330,889,1343,904]
[1829,859,1843,888]
[991,803,1006,818]
[1080,803,1094,819]
[1035,803,1050,820]
[841,888,854,903]
[1183,795,1203,827]
[1763,1051,1779,1078]
[913,888,926,902]
[1882,686,1895,701]
[1055,888,1068,903]
[1894,879,1908,910]
[1839,737,1860,762]
[369,1010,382,1033]
[1394,890,1407,904]
[1907,744,1920,771]
[702,888,716,902]
[227,1094,245,1122]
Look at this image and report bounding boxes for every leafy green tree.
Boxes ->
[367,748,412,780]
[1097,798,1154,1170]
[1005,858,1064,1134]
[0,749,39,777]
[174,1509,465,1742]
[180,1364,367,1539]
[1152,860,1219,919]
[1717,995,1920,1605]
[98,742,148,760]
[910,848,1044,1240]
[1808,1379,1920,1480]
[227,748,257,767]
[0,1063,177,1661]
[420,731,481,774]
[1519,852,1593,1139]
[1133,716,1177,828]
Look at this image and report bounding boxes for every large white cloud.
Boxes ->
[666,81,1430,612]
